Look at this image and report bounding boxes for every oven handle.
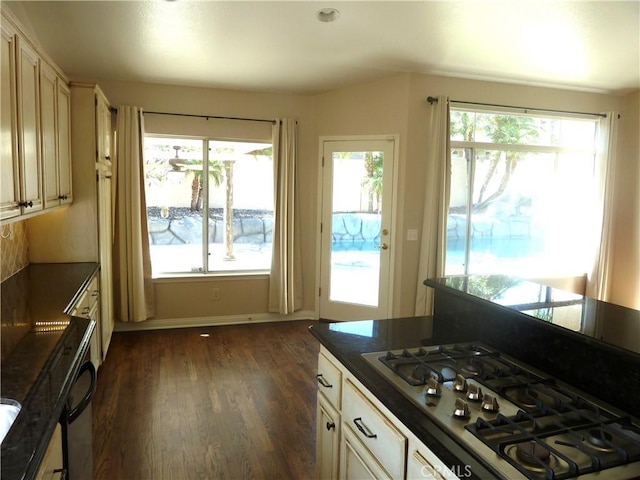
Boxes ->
[67,361,96,424]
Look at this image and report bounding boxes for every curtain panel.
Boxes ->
[414,96,451,316]
[586,112,620,301]
[113,106,155,322]
[268,119,303,314]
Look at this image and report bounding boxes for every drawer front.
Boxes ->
[317,352,342,409]
[342,379,406,479]
[86,275,100,307]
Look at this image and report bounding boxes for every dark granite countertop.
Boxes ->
[309,317,505,480]
[1,263,98,480]
[424,275,640,356]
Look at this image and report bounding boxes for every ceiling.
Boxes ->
[6,1,640,95]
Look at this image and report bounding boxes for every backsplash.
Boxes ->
[1,221,29,282]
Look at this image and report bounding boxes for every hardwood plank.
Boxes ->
[93,320,320,480]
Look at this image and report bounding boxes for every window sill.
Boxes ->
[152,271,270,283]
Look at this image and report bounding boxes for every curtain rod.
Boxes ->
[143,110,276,124]
[426,96,608,118]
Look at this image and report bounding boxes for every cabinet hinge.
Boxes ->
[320,222,323,234]
[319,287,321,297]
[322,156,324,167]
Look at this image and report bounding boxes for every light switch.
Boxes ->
[407,229,418,241]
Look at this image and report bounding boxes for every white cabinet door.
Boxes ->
[316,394,341,480]
[342,379,407,479]
[0,22,20,220]
[40,61,59,208]
[340,425,391,480]
[17,37,43,214]
[56,80,72,204]
[96,92,112,166]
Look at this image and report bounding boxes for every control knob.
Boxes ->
[453,374,468,393]
[467,384,483,402]
[453,398,470,418]
[425,377,441,397]
[481,394,500,412]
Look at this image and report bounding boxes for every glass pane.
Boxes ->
[451,109,597,148]
[207,140,273,271]
[144,137,204,274]
[465,149,597,276]
[445,148,471,274]
[329,151,382,306]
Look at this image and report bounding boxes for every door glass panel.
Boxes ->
[329,151,383,307]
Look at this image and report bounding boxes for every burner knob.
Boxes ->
[453,398,470,418]
[425,378,441,397]
[467,384,483,402]
[453,374,468,393]
[481,394,500,412]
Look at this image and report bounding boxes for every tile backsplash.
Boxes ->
[1,221,29,282]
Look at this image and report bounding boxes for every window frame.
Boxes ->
[144,134,274,277]
[446,106,599,278]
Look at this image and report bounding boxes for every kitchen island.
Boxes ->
[1,263,98,480]
[310,275,640,479]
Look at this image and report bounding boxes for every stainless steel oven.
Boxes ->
[362,343,640,479]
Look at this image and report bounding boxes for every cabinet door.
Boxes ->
[56,80,72,204]
[316,395,341,480]
[407,449,447,480]
[340,425,391,480]
[342,379,407,479]
[0,23,20,220]
[40,61,59,208]
[96,93,111,165]
[97,174,114,360]
[34,424,63,480]
[17,38,42,213]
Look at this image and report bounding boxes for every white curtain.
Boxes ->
[268,118,303,314]
[414,96,451,315]
[585,112,619,301]
[113,106,155,322]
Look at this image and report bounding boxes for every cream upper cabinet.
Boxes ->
[0,22,20,220]
[40,61,72,209]
[17,36,43,215]
[40,61,58,208]
[96,91,112,167]
[56,81,72,204]
[1,7,72,223]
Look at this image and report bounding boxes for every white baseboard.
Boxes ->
[113,309,318,332]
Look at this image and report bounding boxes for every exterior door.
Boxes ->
[319,138,396,321]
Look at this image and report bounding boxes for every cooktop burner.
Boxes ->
[362,343,640,480]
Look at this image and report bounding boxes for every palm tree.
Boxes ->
[362,152,383,213]
[450,111,539,212]
[188,161,224,211]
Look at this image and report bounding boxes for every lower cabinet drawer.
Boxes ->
[317,351,342,409]
[342,378,406,479]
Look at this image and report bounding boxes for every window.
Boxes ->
[446,107,599,278]
[144,136,273,275]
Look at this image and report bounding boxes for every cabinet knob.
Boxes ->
[58,195,68,200]
[19,201,34,208]
[326,421,335,431]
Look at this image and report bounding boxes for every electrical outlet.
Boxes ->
[211,288,221,301]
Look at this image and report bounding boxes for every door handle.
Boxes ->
[378,243,389,250]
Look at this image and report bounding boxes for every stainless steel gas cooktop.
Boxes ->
[362,343,640,480]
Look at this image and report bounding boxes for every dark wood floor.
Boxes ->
[92,320,320,480]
